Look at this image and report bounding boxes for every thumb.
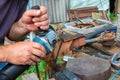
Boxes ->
[21,10,41,24]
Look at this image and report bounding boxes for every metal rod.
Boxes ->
[35,63,41,80]
[55,40,63,62]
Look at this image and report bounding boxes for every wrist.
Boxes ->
[0,46,7,62]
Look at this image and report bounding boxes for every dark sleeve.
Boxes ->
[15,1,28,21]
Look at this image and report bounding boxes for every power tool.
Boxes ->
[0,5,58,80]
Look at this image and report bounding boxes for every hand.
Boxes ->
[1,41,46,65]
[19,6,49,31]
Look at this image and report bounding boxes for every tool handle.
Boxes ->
[31,5,40,9]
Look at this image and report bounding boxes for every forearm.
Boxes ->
[8,20,30,41]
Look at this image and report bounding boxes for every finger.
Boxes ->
[26,24,38,31]
[34,20,49,29]
[40,6,47,15]
[26,60,36,65]
[32,42,46,53]
[22,10,41,24]
[32,48,46,58]
[32,14,48,22]
[40,25,49,30]
[24,9,41,17]
[30,55,41,62]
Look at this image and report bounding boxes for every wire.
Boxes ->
[110,69,120,80]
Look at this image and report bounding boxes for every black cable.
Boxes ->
[0,64,29,80]
[0,71,11,80]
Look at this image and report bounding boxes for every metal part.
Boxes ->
[35,63,40,80]
[55,40,63,62]
[111,52,120,69]
[33,27,58,54]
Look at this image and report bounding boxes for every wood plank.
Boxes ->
[60,30,84,42]
[68,6,99,21]
[91,42,120,56]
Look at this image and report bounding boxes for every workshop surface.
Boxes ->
[52,21,120,80]
[92,42,120,56]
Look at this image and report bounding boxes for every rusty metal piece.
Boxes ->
[35,63,40,80]
[101,39,115,47]
[99,31,115,47]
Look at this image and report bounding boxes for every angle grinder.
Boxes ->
[0,5,58,80]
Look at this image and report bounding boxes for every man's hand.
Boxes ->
[0,42,46,65]
[19,6,49,31]
[8,6,49,41]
